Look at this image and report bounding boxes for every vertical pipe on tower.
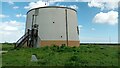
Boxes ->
[65,9,68,46]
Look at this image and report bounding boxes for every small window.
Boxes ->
[61,36,62,38]
[53,22,55,23]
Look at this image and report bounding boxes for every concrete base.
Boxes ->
[40,40,80,47]
[23,40,80,47]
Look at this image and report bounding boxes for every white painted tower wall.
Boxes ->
[26,6,80,47]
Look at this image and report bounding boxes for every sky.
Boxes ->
[0,0,119,43]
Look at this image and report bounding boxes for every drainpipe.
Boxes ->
[65,9,68,46]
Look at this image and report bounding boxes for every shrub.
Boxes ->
[69,55,79,61]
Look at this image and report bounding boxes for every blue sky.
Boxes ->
[0,1,118,43]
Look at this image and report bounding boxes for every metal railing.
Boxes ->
[14,28,40,48]
[15,32,29,48]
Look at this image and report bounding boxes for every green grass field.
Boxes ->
[1,43,120,67]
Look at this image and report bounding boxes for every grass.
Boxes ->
[1,43,120,67]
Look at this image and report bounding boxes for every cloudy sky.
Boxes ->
[0,0,119,43]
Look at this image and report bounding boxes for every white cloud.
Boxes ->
[7,1,14,5]
[88,0,104,10]
[0,21,24,31]
[88,0,119,11]
[0,21,25,43]
[78,25,83,28]
[23,15,26,18]
[24,1,53,9]
[68,5,78,10]
[16,14,26,18]
[104,1,118,10]
[93,11,118,25]
[56,4,78,10]
[16,14,22,17]
[0,14,9,18]
[13,6,19,9]
[24,0,78,10]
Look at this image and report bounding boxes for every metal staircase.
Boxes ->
[15,24,39,49]
[14,32,30,49]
